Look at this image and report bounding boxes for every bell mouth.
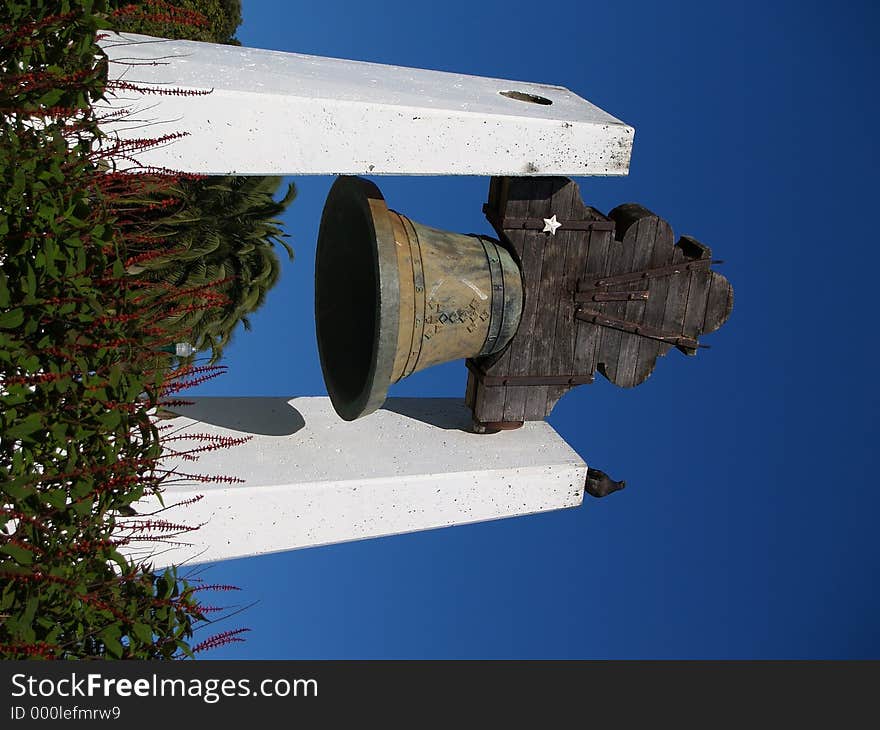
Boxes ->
[314,176,400,421]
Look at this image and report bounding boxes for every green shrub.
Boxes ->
[108,0,242,43]
[104,0,295,361]
[1,0,248,660]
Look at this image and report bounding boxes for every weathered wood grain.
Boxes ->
[677,235,713,355]
[466,176,733,426]
[501,178,554,421]
[523,179,580,419]
[633,216,675,385]
[611,212,657,387]
[573,225,612,376]
[702,270,734,335]
[596,213,637,383]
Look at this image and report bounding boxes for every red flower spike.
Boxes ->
[191,628,251,655]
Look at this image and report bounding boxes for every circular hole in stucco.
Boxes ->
[499,90,553,105]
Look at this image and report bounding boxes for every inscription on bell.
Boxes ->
[424,298,492,337]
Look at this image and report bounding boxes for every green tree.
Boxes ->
[106,0,296,360]
[109,0,242,43]
[1,0,249,659]
[126,176,296,361]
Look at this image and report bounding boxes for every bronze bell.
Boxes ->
[315,176,523,420]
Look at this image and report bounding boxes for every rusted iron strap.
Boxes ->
[573,290,649,302]
[483,206,615,232]
[578,257,718,289]
[575,309,699,348]
[473,420,525,432]
[466,360,594,387]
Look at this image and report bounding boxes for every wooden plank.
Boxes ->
[501,178,555,422]
[612,215,657,387]
[677,236,713,355]
[596,221,637,383]
[544,385,572,417]
[470,374,506,424]
[486,176,508,217]
[545,183,594,414]
[492,190,533,423]
[601,204,657,387]
[549,182,589,378]
[632,218,675,385]
[573,226,612,376]
[524,179,579,419]
[656,240,692,365]
[464,370,476,411]
[702,270,734,335]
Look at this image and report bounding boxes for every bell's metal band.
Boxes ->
[390,210,426,381]
[476,236,506,357]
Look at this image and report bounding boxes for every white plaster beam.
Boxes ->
[126,397,586,567]
[97,32,633,176]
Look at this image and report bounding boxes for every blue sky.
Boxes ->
[180,0,879,658]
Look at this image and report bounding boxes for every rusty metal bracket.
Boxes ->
[575,309,701,349]
[577,258,722,290]
[573,290,649,303]
[483,205,615,233]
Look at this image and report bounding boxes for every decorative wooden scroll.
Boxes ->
[465,177,733,430]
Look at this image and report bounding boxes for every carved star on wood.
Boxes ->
[542,214,562,235]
